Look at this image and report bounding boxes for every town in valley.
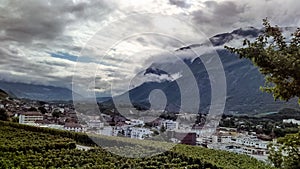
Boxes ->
[1,93,299,162]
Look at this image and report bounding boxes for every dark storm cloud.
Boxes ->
[192,0,300,36]
[0,0,115,88]
[192,1,246,35]
[1,0,300,91]
[0,0,114,43]
[206,1,244,17]
[1,1,67,43]
[0,44,75,88]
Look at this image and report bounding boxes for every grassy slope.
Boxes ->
[0,121,274,169]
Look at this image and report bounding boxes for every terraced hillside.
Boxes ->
[0,121,274,169]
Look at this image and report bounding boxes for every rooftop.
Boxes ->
[20,111,43,116]
[64,123,82,128]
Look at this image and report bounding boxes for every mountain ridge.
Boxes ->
[1,26,298,113]
[0,81,75,101]
[108,27,299,114]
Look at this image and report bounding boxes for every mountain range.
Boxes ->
[109,27,299,114]
[0,27,298,113]
[0,81,74,101]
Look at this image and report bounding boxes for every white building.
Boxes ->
[98,126,113,136]
[212,135,219,143]
[19,112,43,124]
[256,141,268,149]
[220,136,232,143]
[130,127,152,139]
[197,136,213,145]
[112,126,122,136]
[234,135,268,149]
[129,119,145,126]
[64,123,83,132]
[87,120,104,129]
[283,119,300,125]
[162,120,179,130]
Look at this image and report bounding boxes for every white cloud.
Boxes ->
[1,0,300,97]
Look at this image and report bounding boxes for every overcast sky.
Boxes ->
[0,0,300,96]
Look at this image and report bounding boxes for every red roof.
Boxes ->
[64,123,82,128]
[175,132,197,145]
[21,111,43,116]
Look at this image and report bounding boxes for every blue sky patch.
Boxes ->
[48,52,98,64]
[49,52,79,62]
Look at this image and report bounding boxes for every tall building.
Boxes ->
[19,111,43,124]
[64,123,83,132]
[163,120,179,130]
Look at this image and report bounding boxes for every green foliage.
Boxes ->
[220,114,300,139]
[226,19,300,168]
[11,116,19,123]
[268,132,300,168]
[160,125,166,133]
[38,106,48,114]
[225,18,300,104]
[52,109,61,118]
[0,125,76,152]
[265,108,300,120]
[28,107,38,111]
[0,108,9,121]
